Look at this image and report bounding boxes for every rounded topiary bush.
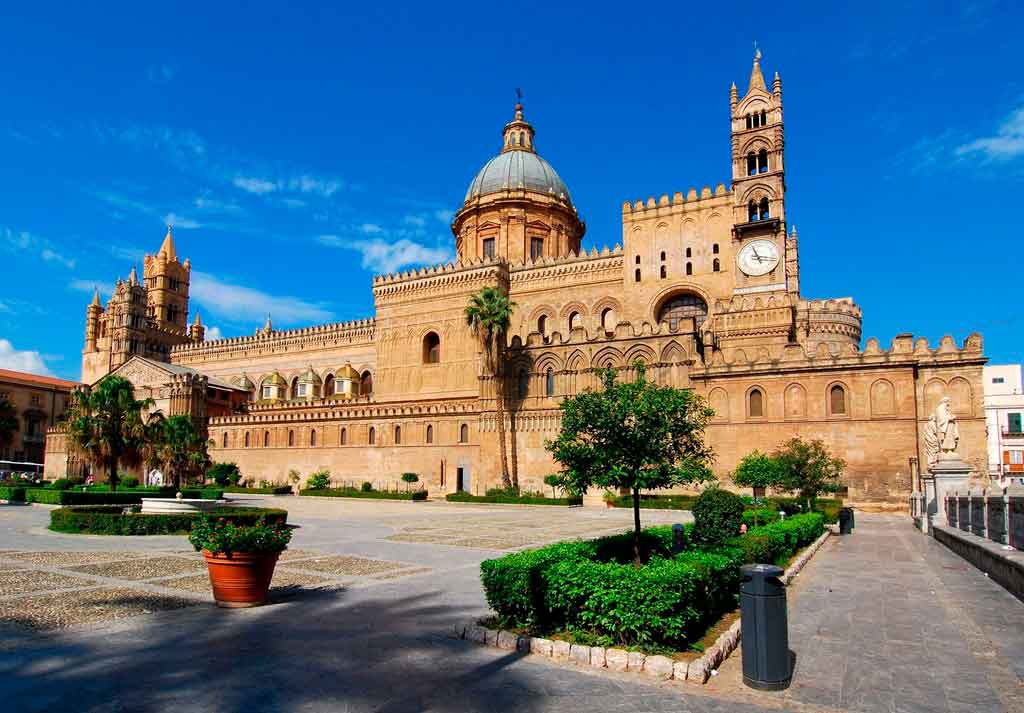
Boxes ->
[692,487,745,546]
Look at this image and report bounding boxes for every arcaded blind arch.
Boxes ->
[310,429,317,446]
[870,379,896,416]
[395,425,401,444]
[537,314,547,336]
[601,307,616,335]
[459,423,469,443]
[426,424,433,444]
[263,430,270,447]
[785,383,807,419]
[360,371,373,396]
[222,432,227,448]
[369,427,376,445]
[657,292,708,331]
[545,367,555,397]
[568,311,582,331]
[244,432,250,448]
[340,427,347,445]
[288,429,294,447]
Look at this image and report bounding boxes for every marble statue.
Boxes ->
[923,397,960,468]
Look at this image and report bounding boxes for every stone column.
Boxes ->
[925,458,972,529]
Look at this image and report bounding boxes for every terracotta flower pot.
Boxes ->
[202,550,280,608]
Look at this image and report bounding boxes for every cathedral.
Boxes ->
[48,53,987,505]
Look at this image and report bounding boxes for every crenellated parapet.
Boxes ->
[795,297,863,350]
[372,257,506,304]
[170,318,376,365]
[622,184,731,217]
[509,245,623,290]
[210,396,479,427]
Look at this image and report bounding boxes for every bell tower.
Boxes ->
[144,225,191,333]
[729,50,797,295]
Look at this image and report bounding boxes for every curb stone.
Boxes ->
[457,528,831,685]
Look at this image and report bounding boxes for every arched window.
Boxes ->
[685,262,693,275]
[290,377,299,399]
[244,432,250,448]
[660,251,666,261]
[601,307,616,335]
[758,149,769,173]
[747,152,757,176]
[459,423,469,443]
[360,371,373,396]
[222,432,227,448]
[830,385,847,415]
[324,374,335,396]
[395,425,401,444]
[426,424,433,444]
[538,315,547,335]
[288,430,294,447]
[545,367,555,397]
[369,427,376,445]
[340,428,347,445]
[713,258,720,272]
[746,114,752,129]
[749,388,764,418]
[712,243,719,254]
[635,255,640,264]
[660,265,667,279]
[748,200,758,222]
[685,247,692,258]
[569,311,582,331]
[423,332,441,364]
[634,269,641,282]
[657,292,708,330]
[263,431,270,447]
[310,429,317,447]
[518,368,529,399]
[759,197,770,220]
[761,109,767,125]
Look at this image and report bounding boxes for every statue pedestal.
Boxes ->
[923,458,972,532]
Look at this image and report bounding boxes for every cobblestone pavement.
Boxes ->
[0,499,1021,712]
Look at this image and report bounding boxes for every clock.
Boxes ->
[737,239,780,277]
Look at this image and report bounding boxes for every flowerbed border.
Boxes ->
[452,528,832,685]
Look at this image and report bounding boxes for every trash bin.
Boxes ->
[740,563,791,691]
[838,507,854,535]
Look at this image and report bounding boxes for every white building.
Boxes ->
[983,364,1024,485]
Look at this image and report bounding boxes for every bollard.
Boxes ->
[671,523,687,554]
[838,507,853,535]
[740,564,791,691]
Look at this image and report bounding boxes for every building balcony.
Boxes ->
[1002,429,1024,438]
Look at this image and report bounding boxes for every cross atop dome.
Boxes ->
[501,90,536,154]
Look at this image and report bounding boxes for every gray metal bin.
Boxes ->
[740,563,791,690]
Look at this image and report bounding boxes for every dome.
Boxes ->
[298,366,322,385]
[234,373,255,390]
[464,151,573,206]
[336,362,360,380]
[265,371,287,387]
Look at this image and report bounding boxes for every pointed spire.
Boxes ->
[158,224,177,261]
[90,287,101,307]
[748,47,766,93]
[773,70,782,95]
[128,265,139,286]
[263,313,273,333]
[193,312,203,326]
[501,89,536,154]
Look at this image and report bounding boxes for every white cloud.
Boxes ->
[69,279,113,297]
[92,123,206,162]
[317,234,343,247]
[233,176,277,194]
[403,214,427,228]
[190,271,333,325]
[2,226,76,270]
[163,212,202,229]
[40,248,75,268]
[205,325,223,340]
[957,105,1024,160]
[434,209,455,223]
[281,198,306,208]
[348,239,452,274]
[287,175,341,197]
[193,196,244,215]
[0,301,9,312]
[359,223,384,235]
[0,338,53,376]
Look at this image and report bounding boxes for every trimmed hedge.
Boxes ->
[606,493,844,524]
[480,513,824,650]
[25,488,223,506]
[446,492,582,506]
[49,506,287,535]
[604,493,698,510]
[300,487,428,501]
[221,485,293,495]
[0,486,26,502]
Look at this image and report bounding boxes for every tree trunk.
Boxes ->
[509,407,519,491]
[488,337,511,490]
[108,458,118,493]
[632,486,642,567]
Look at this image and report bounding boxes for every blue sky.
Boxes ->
[0,1,1020,380]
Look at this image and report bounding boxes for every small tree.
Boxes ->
[307,469,331,490]
[151,415,210,490]
[401,472,419,491]
[287,469,301,492]
[732,450,785,527]
[774,437,845,512]
[547,365,715,565]
[543,474,561,499]
[208,462,241,487]
[64,377,153,492]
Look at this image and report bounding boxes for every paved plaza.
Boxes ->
[1,497,1022,712]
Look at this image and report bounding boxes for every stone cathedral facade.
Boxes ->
[49,53,987,505]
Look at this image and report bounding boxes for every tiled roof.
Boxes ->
[0,368,80,390]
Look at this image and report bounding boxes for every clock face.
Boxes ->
[737,239,780,277]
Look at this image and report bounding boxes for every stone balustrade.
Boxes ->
[944,488,1024,549]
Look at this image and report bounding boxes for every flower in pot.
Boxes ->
[189,515,292,608]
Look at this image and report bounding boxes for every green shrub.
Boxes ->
[49,506,287,535]
[26,488,223,506]
[0,486,26,502]
[121,477,140,489]
[305,469,330,490]
[741,508,780,528]
[603,493,698,510]
[401,473,419,485]
[446,492,583,506]
[485,486,520,497]
[207,462,242,487]
[300,487,427,501]
[221,485,293,495]
[723,513,825,567]
[49,479,74,490]
[360,481,373,492]
[766,497,843,524]
[692,488,745,546]
[188,515,291,555]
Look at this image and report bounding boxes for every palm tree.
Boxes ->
[465,286,516,490]
[150,415,210,490]
[64,376,153,491]
[0,397,17,453]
